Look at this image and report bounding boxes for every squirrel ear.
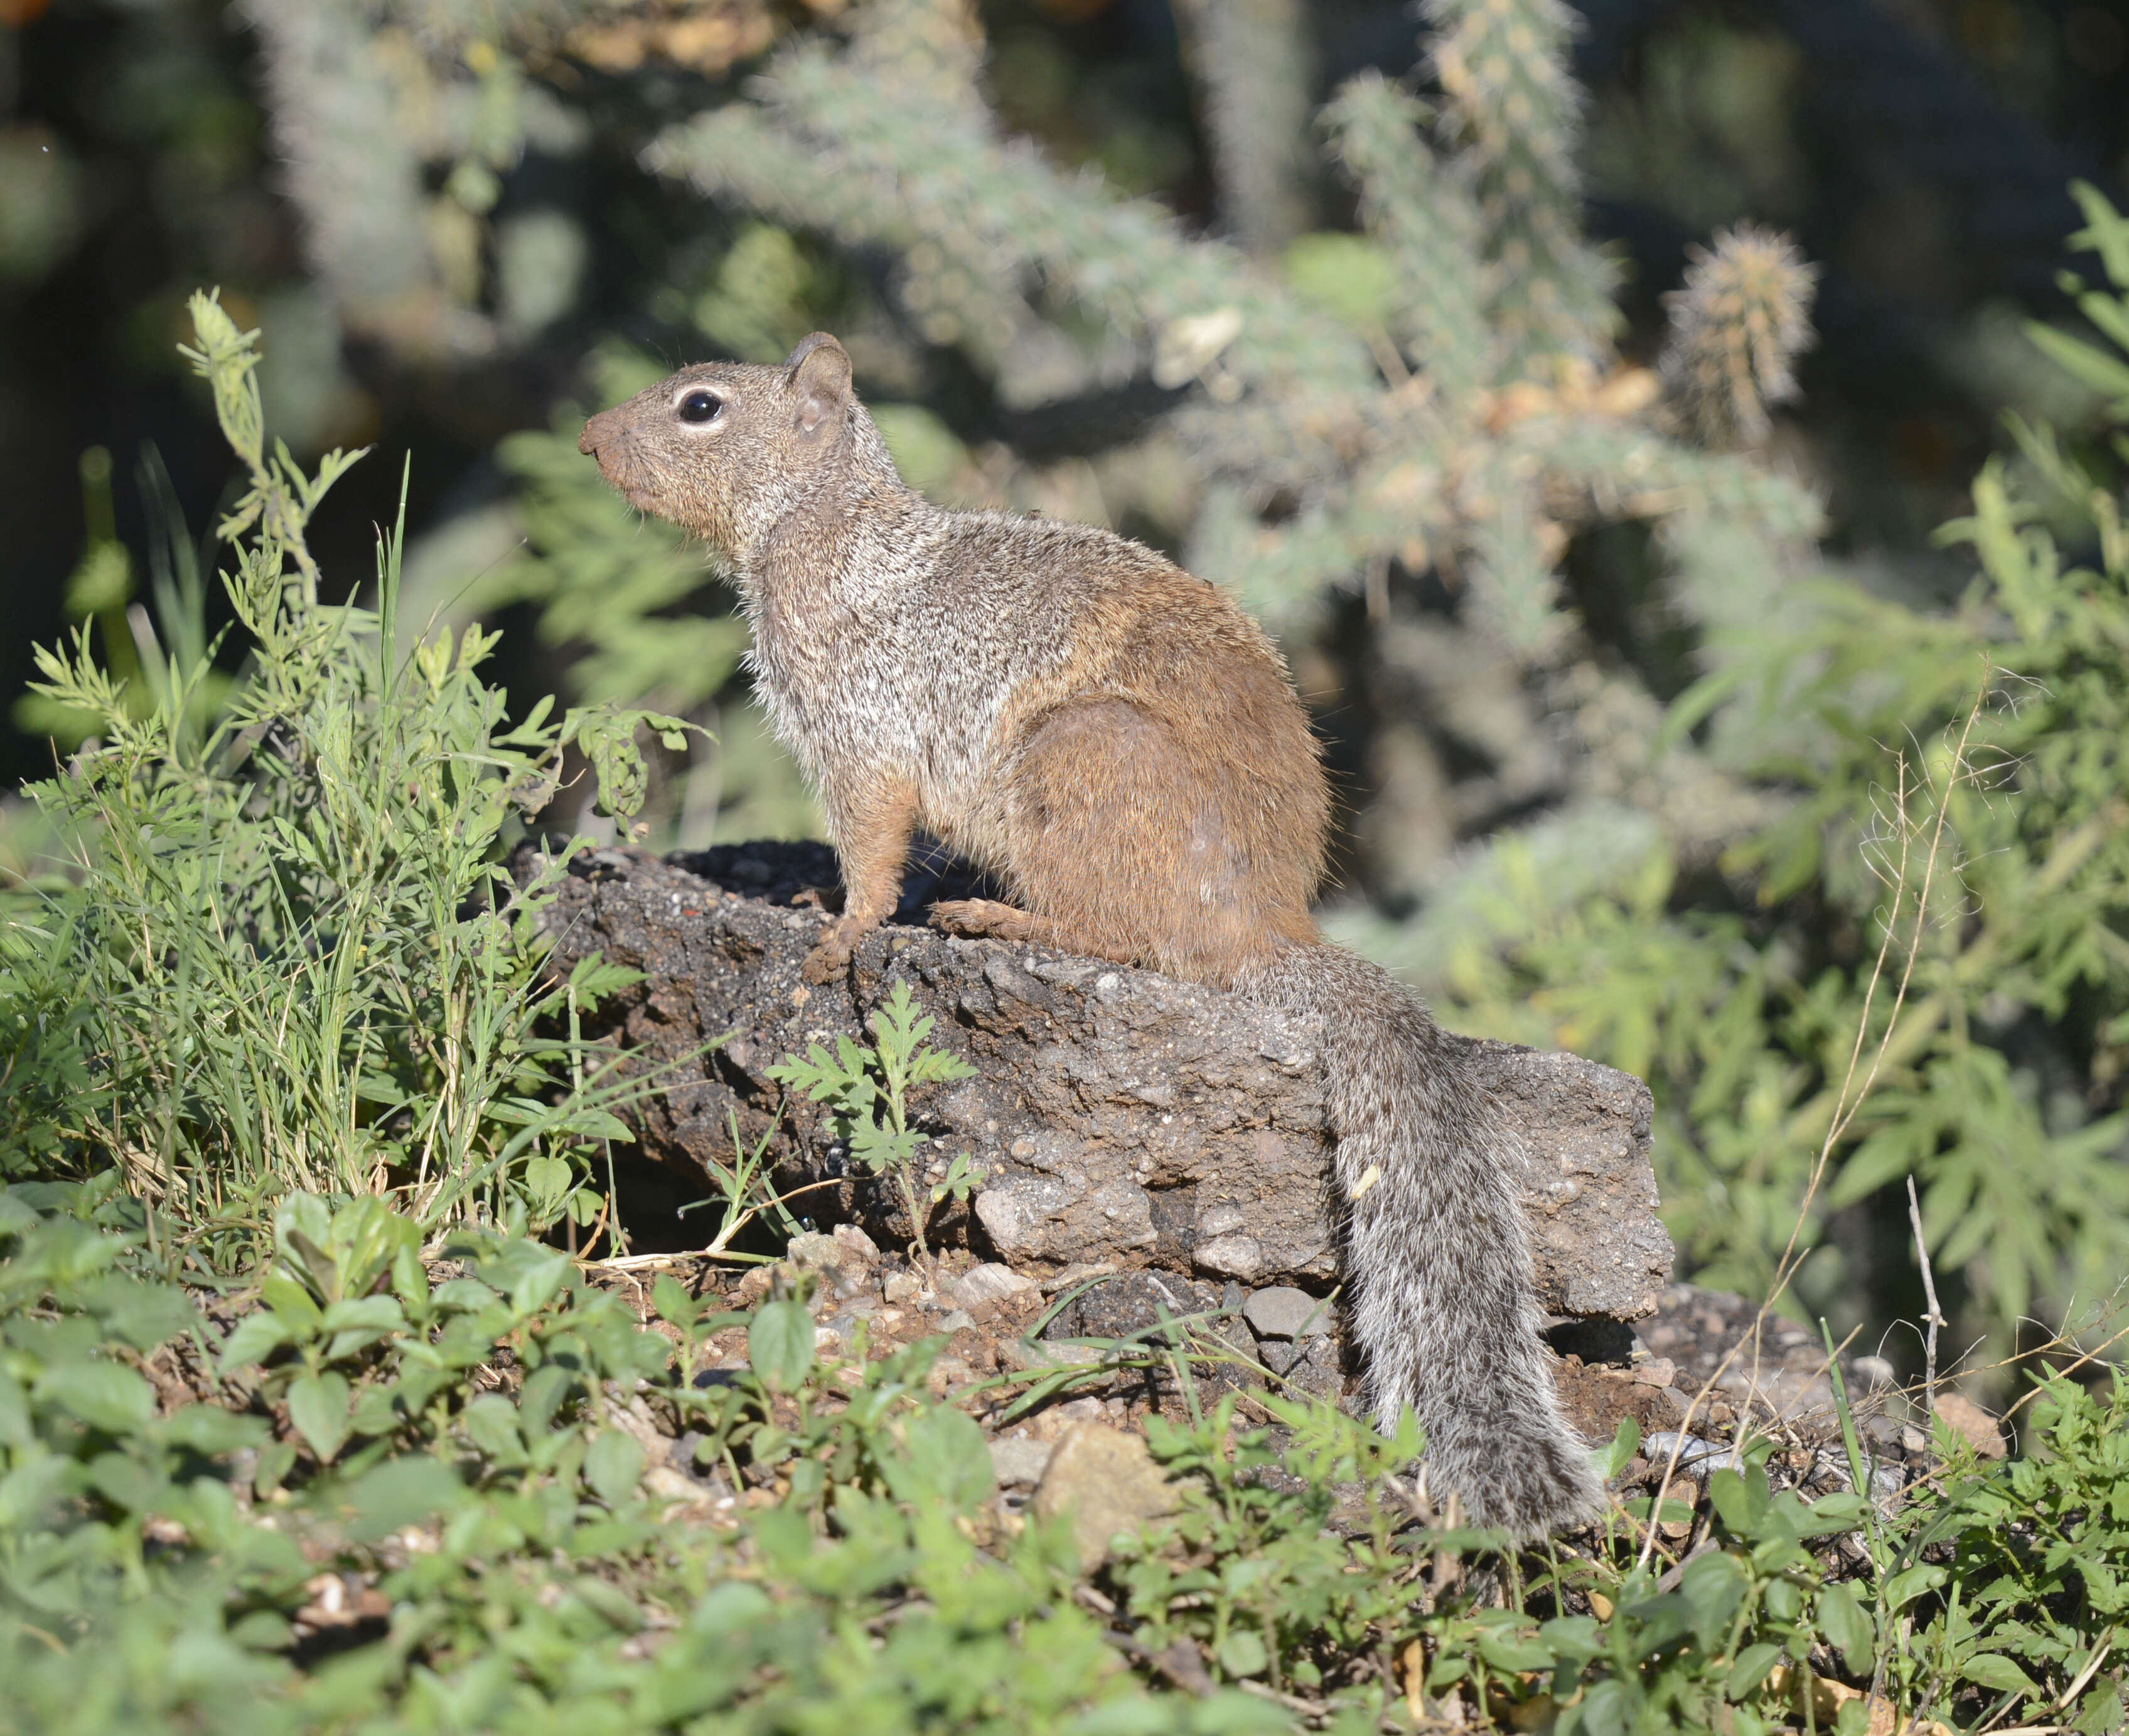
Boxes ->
[784,333,852,439]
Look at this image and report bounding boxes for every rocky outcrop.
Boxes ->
[524,840,1674,1327]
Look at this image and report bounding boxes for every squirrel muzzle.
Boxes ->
[578,407,622,461]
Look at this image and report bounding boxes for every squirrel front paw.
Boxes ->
[798,914,866,983]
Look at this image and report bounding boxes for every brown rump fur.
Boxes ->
[581,334,1599,1536]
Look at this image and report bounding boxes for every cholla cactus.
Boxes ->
[1171,0,1318,256]
[1424,0,1618,369]
[1660,225,1820,450]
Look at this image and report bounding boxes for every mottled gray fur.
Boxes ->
[1240,945,1599,1531]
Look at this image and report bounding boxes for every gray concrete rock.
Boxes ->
[524,842,1673,1326]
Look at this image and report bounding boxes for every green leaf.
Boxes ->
[1961,1653,2042,1699]
[520,1363,575,1436]
[257,1273,324,1334]
[522,1154,572,1211]
[899,1405,995,1514]
[319,1294,405,1358]
[1797,1491,1869,1535]
[94,1282,200,1351]
[1709,1467,1770,1537]
[652,1274,700,1331]
[286,1370,352,1464]
[1816,1580,1874,1673]
[1216,1629,1270,1679]
[0,1373,30,1450]
[749,1299,815,1393]
[1727,1642,1783,1700]
[691,1581,774,1635]
[217,1310,290,1373]
[343,1455,468,1542]
[33,1358,156,1433]
[507,1252,574,1321]
[432,1277,500,1312]
[253,1439,296,1499]
[1596,1415,1642,1481]
[461,1393,526,1465]
[2027,323,2129,410]
[1678,1550,1751,1647]
[328,1196,419,1297]
[158,1403,270,1455]
[1833,1697,1874,1736]
[584,1428,646,1506]
[1884,1563,1949,1610]
[1475,1633,1559,1673]
[88,1450,163,1514]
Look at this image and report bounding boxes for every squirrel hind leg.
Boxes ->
[1000,698,1296,986]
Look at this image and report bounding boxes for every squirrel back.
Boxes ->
[582,333,1597,1534]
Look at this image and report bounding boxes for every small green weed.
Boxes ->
[768,979,984,1262]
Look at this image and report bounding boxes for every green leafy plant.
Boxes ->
[3,292,699,1240]
[8,1159,2129,1733]
[1871,1373,2129,1734]
[1397,187,2129,1353]
[767,978,981,1262]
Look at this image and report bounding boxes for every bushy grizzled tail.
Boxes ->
[1240,943,1599,1537]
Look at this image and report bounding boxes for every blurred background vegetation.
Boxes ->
[6,0,2129,1394]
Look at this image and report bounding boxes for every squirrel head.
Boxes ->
[578,333,901,561]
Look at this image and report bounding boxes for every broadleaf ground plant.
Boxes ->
[6,1167,2129,1733]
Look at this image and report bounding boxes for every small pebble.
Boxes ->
[1243,1285,1336,1341]
[1644,1432,1740,1476]
[1630,1358,1677,1388]
[786,1231,843,1272]
[936,1309,977,1334]
[883,1271,922,1304]
[830,1223,880,1264]
[989,1437,1055,1489]
[952,1263,1038,1313]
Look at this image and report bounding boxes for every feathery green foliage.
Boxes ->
[767,980,982,1262]
[1388,193,2129,1339]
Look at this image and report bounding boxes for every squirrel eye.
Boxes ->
[678,390,722,424]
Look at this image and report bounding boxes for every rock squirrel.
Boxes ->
[579,333,1599,1535]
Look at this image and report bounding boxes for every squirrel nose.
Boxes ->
[579,409,619,457]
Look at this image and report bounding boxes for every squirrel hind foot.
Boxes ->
[928,897,1028,940]
[929,899,1143,967]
